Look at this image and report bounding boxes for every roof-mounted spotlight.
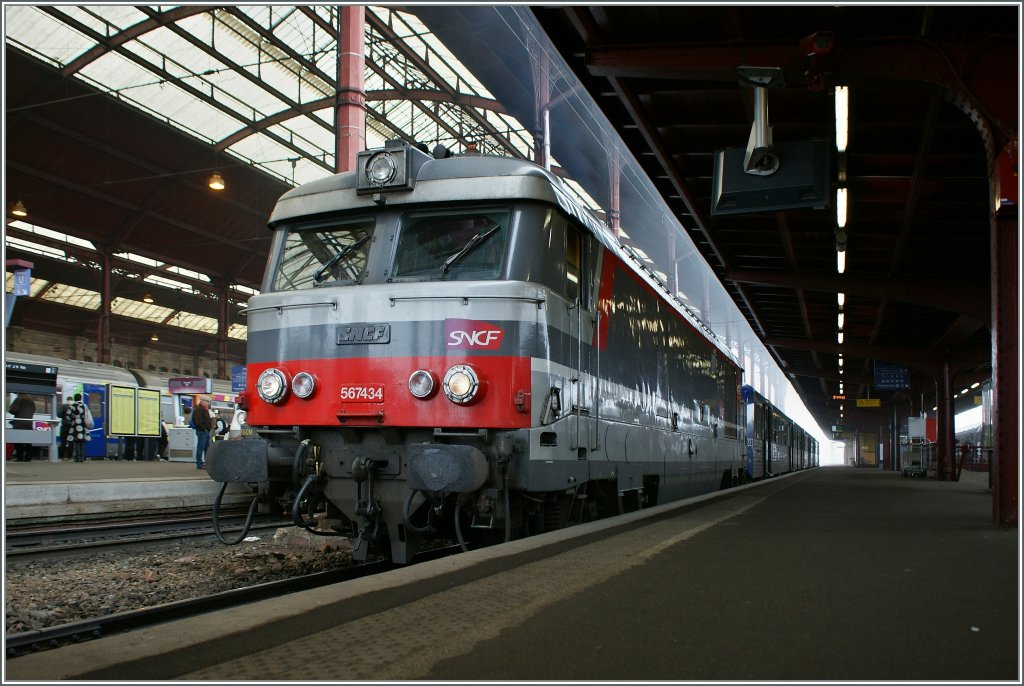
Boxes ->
[11,200,27,217]
[208,172,225,191]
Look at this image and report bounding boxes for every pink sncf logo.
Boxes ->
[445,319,505,350]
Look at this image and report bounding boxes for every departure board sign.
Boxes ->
[168,376,212,395]
[108,384,137,436]
[874,362,910,390]
[136,388,162,437]
[856,398,882,408]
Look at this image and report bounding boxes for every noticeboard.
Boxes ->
[108,385,163,437]
[108,384,137,436]
[136,388,162,437]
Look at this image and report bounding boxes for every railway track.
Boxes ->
[4,544,462,659]
[5,511,291,559]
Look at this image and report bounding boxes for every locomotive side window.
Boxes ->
[565,222,595,309]
[391,208,510,281]
[273,218,375,291]
[566,223,582,303]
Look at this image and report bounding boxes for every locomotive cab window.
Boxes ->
[273,218,375,291]
[391,208,510,281]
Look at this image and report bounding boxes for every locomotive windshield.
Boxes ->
[273,218,375,291]
[391,208,510,281]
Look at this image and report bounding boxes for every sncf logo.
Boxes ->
[445,319,505,350]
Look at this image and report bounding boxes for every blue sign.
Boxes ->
[13,268,31,296]
[874,362,910,390]
[231,365,247,392]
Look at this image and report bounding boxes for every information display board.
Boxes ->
[107,385,163,437]
[136,388,162,437]
[874,361,910,390]
[107,384,138,436]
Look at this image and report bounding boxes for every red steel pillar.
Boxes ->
[217,282,229,380]
[97,251,111,365]
[991,140,1018,526]
[936,360,955,481]
[335,5,366,173]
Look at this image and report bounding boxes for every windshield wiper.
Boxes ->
[313,235,370,285]
[439,225,501,277]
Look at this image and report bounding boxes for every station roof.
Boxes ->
[528,5,1017,434]
[5,5,1018,438]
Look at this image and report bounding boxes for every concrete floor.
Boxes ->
[5,466,1019,681]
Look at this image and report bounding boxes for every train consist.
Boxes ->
[207,140,818,562]
[742,384,818,480]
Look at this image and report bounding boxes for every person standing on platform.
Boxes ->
[8,394,36,462]
[158,421,169,460]
[58,395,73,460]
[63,393,88,462]
[192,396,213,469]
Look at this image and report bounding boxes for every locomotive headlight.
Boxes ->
[442,364,479,404]
[256,368,289,404]
[408,369,437,399]
[291,371,317,399]
[365,151,397,186]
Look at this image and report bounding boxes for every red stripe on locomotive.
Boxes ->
[245,356,533,428]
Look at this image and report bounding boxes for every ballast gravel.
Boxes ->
[4,528,356,636]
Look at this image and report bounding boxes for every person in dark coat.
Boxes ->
[158,421,169,460]
[191,396,213,469]
[9,394,37,462]
[58,395,73,460]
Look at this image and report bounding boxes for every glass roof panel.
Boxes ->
[110,298,175,323]
[5,4,538,351]
[77,54,241,144]
[266,121,334,163]
[121,29,286,119]
[59,5,149,35]
[226,134,330,186]
[4,7,93,68]
[167,311,218,335]
[39,284,101,310]
[144,274,198,295]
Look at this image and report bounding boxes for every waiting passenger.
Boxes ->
[57,395,73,460]
[191,396,213,469]
[63,393,89,462]
[8,394,36,462]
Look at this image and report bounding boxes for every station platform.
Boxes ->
[3,458,253,521]
[4,466,1019,681]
